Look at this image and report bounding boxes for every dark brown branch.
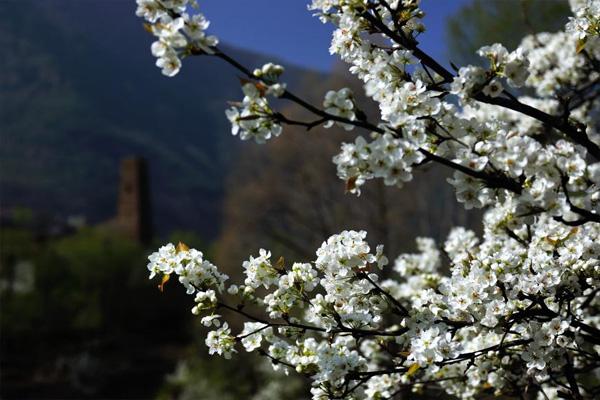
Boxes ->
[438,339,532,366]
[280,91,385,133]
[217,301,407,338]
[560,175,600,224]
[211,47,386,134]
[359,272,409,316]
[419,149,522,193]
[564,354,583,400]
[474,94,600,160]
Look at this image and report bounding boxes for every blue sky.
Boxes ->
[201,0,470,72]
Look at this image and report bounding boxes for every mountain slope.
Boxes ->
[0,0,322,239]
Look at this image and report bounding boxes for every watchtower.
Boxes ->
[116,157,152,244]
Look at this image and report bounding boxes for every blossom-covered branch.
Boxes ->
[135,0,600,399]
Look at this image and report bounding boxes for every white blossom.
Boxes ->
[206,322,236,359]
[323,88,356,131]
[138,1,600,398]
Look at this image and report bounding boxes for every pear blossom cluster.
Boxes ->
[147,243,228,295]
[223,63,288,144]
[225,81,283,144]
[323,88,357,131]
[333,132,424,194]
[377,216,600,398]
[147,243,228,316]
[452,43,529,100]
[478,44,530,88]
[205,322,236,359]
[136,0,600,398]
[147,221,599,399]
[147,230,408,398]
[136,0,218,76]
[263,262,318,319]
[567,0,600,41]
[242,248,278,289]
[521,31,598,97]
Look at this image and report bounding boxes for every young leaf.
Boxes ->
[576,38,587,54]
[405,363,420,378]
[176,241,190,253]
[158,274,170,292]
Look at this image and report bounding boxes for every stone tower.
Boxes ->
[116,157,152,244]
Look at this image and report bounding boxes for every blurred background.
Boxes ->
[0,0,571,398]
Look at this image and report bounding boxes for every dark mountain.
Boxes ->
[0,0,321,239]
